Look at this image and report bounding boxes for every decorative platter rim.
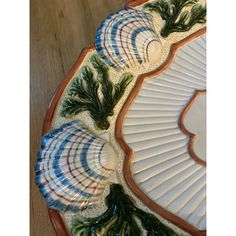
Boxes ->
[39,0,207,235]
[42,46,95,236]
[115,27,206,236]
[42,29,206,236]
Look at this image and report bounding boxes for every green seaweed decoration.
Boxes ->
[71,184,177,236]
[61,55,133,130]
[144,0,206,38]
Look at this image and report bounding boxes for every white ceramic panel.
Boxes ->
[123,35,206,230]
[184,93,206,161]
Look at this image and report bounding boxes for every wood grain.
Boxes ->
[30,1,128,235]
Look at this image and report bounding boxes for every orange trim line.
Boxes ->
[115,27,206,236]
[40,0,207,235]
[179,90,207,167]
[42,45,95,135]
[42,45,94,236]
[125,0,150,7]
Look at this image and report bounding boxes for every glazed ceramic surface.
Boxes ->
[95,8,162,71]
[184,93,206,161]
[122,35,206,230]
[36,120,118,211]
[35,0,206,235]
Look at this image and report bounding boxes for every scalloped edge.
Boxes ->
[115,27,206,236]
[40,1,207,235]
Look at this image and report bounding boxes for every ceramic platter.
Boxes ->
[35,0,206,235]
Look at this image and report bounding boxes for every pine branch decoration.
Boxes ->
[71,184,177,236]
[144,0,206,38]
[61,55,133,130]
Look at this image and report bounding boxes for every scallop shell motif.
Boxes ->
[35,120,118,211]
[122,35,206,230]
[95,7,162,71]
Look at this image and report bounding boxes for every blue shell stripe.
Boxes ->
[95,9,125,68]
[35,120,78,184]
[95,7,153,70]
[36,123,100,210]
[35,120,109,211]
[45,190,80,212]
[131,26,156,64]
[80,136,107,180]
[111,14,151,68]
[52,128,100,198]
[95,29,116,68]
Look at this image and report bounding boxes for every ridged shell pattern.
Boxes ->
[35,120,118,211]
[122,35,206,230]
[95,7,161,71]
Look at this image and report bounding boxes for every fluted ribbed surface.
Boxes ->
[123,35,206,230]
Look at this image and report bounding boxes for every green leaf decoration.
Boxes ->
[144,0,206,38]
[113,73,133,107]
[61,55,133,130]
[71,184,177,236]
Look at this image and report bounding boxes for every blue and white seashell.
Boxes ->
[35,120,118,212]
[95,8,162,71]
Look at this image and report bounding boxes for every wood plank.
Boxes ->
[30,0,128,235]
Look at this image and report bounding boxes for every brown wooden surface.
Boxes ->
[30,1,128,235]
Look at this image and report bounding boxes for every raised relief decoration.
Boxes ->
[71,184,177,236]
[95,8,162,71]
[117,34,206,235]
[35,120,118,211]
[61,55,133,130]
[35,0,206,235]
[144,0,206,38]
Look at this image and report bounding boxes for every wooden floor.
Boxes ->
[30,0,128,235]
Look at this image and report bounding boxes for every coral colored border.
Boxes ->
[42,45,95,135]
[40,1,207,235]
[179,90,207,166]
[115,28,206,236]
[42,46,94,236]
[125,0,150,7]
